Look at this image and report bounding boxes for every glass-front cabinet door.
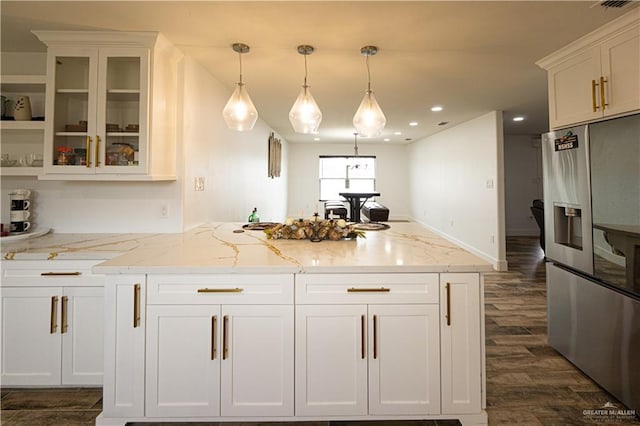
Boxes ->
[97,49,148,174]
[44,47,148,175]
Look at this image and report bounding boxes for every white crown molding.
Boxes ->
[31,30,159,49]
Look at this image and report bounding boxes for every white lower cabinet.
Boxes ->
[369,304,441,415]
[295,305,368,416]
[295,303,441,416]
[102,275,146,418]
[145,304,294,418]
[0,261,104,386]
[295,273,442,417]
[440,273,482,414]
[99,271,485,425]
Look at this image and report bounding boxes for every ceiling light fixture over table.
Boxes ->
[353,45,386,138]
[222,43,258,132]
[289,44,323,134]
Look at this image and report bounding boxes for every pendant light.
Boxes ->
[223,43,258,132]
[289,45,322,134]
[353,45,386,138]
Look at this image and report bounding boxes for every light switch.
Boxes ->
[195,177,205,191]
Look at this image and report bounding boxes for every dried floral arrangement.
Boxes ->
[264,216,365,241]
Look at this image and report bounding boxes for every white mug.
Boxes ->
[10,210,30,221]
[9,189,31,199]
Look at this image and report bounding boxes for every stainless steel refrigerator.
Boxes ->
[542,113,640,413]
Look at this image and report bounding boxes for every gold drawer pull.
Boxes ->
[41,272,82,276]
[211,315,217,360]
[50,296,59,334]
[133,284,141,328]
[600,76,608,111]
[61,296,68,334]
[198,288,244,293]
[347,287,390,293]
[95,135,101,167]
[223,315,229,360]
[86,136,92,167]
[373,314,378,359]
[360,314,366,359]
[446,282,451,326]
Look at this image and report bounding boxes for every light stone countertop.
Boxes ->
[2,222,493,273]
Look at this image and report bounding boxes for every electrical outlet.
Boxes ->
[194,177,205,191]
[160,204,169,219]
[486,179,494,189]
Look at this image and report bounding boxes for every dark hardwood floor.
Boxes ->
[1,237,638,425]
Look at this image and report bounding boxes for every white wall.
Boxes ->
[503,134,543,236]
[407,111,506,269]
[181,56,288,225]
[1,52,288,232]
[287,142,409,219]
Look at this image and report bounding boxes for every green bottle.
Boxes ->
[248,208,259,223]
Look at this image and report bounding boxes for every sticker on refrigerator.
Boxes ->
[554,131,579,151]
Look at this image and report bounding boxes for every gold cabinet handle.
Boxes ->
[197,288,244,293]
[445,282,451,326]
[223,315,229,360]
[211,315,217,360]
[95,135,101,167]
[347,287,390,293]
[85,136,92,167]
[50,296,59,334]
[600,76,608,111]
[41,272,81,276]
[133,283,141,328]
[61,296,68,333]
[373,314,378,359]
[360,314,366,359]
[592,79,599,112]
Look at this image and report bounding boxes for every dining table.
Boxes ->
[339,191,381,223]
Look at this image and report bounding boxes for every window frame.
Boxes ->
[318,155,377,202]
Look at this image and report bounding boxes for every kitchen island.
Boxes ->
[1,222,492,425]
[92,222,491,426]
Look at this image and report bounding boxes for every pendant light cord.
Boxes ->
[304,53,309,87]
[366,54,372,92]
[238,51,244,84]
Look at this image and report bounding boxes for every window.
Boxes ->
[319,156,376,201]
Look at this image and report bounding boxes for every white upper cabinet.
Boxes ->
[32,31,181,181]
[537,9,640,129]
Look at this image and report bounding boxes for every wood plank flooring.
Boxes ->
[1,236,638,425]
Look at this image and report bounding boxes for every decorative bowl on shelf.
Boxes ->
[1,159,18,167]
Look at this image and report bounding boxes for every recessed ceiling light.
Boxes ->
[383,138,390,142]
[409,122,418,126]
[313,137,321,141]
[394,131,402,135]
[431,105,443,112]
[513,116,525,122]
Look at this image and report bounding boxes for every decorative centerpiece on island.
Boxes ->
[264,215,365,242]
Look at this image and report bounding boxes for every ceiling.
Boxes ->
[1,1,637,144]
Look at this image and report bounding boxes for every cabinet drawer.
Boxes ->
[147,274,294,305]
[295,273,439,304]
[1,260,105,287]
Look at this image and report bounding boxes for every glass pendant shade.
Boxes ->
[353,46,386,138]
[289,85,322,134]
[353,89,386,138]
[223,82,258,131]
[290,45,322,134]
